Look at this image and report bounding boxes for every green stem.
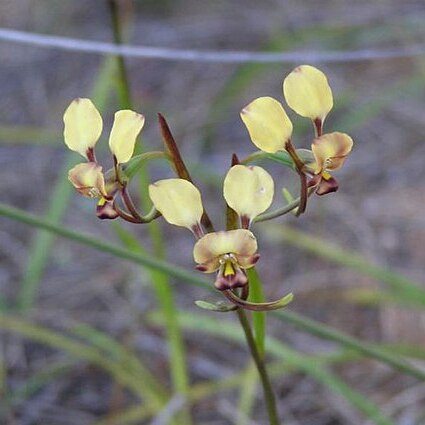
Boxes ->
[236,309,280,425]
[2,203,425,382]
[254,197,301,222]
[254,188,316,223]
[108,0,132,107]
[240,150,269,165]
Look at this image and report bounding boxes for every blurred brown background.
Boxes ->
[1,1,425,424]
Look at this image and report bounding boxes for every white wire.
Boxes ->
[1,28,425,63]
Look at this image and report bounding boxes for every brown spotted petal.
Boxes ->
[316,173,339,196]
[96,198,119,220]
[312,132,353,174]
[214,263,248,291]
[68,162,107,198]
[193,229,258,273]
[234,253,260,269]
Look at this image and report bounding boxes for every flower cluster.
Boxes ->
[148,165,272,291]
[63,98,145,220]
[63,65,353,311]
[241,64,353,198]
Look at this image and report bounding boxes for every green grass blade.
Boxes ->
[17,155,77,310]
[107,5,192,418]
[0,125,59,145]
[236,363,257,425]
[274,309,425,380]
[17,56,117,312]
[70,321,168,401]
[153,312,394,425]
[113,224,191,421]
[247,268,266,358]
[6,358,75,406]
[1,202,424,381]
[263,225,425,306]
[91,343,423,425]
[0,315,163,406]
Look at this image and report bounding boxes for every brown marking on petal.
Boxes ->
[96,200,119,220]
[86,147,96,163]
[214,267,248,291]
[250,253,260,266]
[240,215,250,229]
[236,253,260,269]
[195,264,208,272]
[214,262,248,291]
[191,223,204,239]
[314,118,323,137]
[316,175,338,196]
[308,174,321,188]
[231,153,240,166]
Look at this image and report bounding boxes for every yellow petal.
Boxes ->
[148,179,203,229]
[63,98,103,158]
[312,132,353,173]
[68,162,106,198]
[193,229,257,272]
[283,65,333,121]
[240,97,293,153]
[109,110,145,164]
[223,165,274,221]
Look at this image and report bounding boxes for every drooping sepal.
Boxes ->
[223,290,294,311]
[194,300,238,312]
[312,132,353,174]
[96,198,119,220]
[316,173,339,195]
[68,162,107,198]
[193,229,258,273]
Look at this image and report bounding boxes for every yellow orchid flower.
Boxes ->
[193,229,259,290]
[148,178,204,235]
[148,172,270,290]
[63,98,145,219]
[240,96,293,153]
[312,132,353,174]
[68,162,119,219]
[307,132,353,195]
[63,98,145,165]
[223,164,274,228]
[68,162,107,199]
[283,65,333,127]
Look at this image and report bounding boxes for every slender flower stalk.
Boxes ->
[237,309,280,425]
[62,58,354,425]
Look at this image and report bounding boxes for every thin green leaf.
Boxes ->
[17,56,117,311]
[262,225,425,307]
[153,312,394,425]
[247,268,266,358]
[1,203,424,381]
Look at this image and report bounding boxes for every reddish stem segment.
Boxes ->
[285,140,308,216]
[158,113,215,233]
